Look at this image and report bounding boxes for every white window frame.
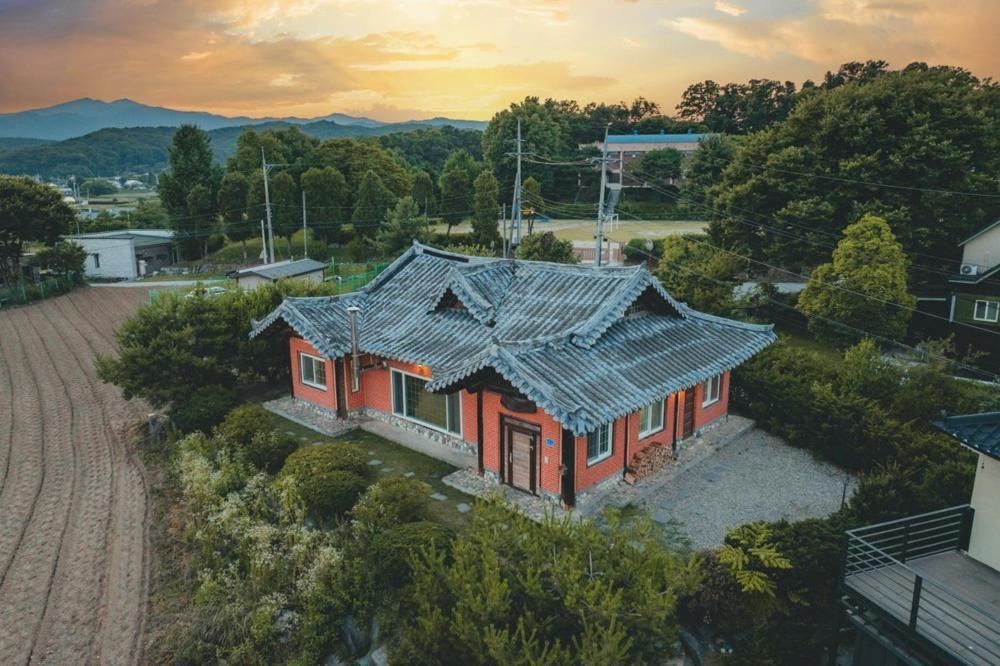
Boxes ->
[390,368,462,437]
[637,399,665,438]
[586,422,614,466]
[702,374,722,407]
[298,352,328,390]
[973,299,999,323]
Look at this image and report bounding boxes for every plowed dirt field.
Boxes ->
[0,287,152,665]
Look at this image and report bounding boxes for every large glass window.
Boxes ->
[702,374,721,407]
[586,422,613,465]
[973,300,999,322]
[299,352,327,390]
[637,399,664,438]
[391,370,461,435]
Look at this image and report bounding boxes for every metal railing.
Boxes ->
[843,505,1000,664]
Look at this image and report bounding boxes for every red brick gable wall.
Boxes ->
[289,338,337,411]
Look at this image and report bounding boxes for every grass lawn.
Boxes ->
[269,414,475,531]
[779,329,842,361]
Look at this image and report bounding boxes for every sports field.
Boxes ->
[434,218,706,242]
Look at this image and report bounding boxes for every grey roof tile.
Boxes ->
[251,242,776,434]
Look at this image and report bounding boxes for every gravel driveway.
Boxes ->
[640,429,856,550]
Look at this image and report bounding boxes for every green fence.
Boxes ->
[0,274,81,309]
[328,261,392,293]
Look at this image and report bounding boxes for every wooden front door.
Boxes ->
[502,417,539,494]
[682,390,695,439]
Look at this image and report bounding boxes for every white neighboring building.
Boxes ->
[67,229,176,280]
[235,258,326,290]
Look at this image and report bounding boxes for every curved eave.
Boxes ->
[249,299,352,359]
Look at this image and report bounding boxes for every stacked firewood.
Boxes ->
[623,442,675,484]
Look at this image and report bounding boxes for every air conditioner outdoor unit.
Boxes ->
[960,263,979,276]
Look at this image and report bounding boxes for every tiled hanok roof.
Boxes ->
[933,412,1000,461]
[251,242,776,434]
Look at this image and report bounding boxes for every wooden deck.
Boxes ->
[844,551,1000,665]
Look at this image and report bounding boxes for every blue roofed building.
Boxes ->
[251,242,774,506]
[593,129,713,186]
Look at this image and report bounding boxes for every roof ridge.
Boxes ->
[682,307,775,332]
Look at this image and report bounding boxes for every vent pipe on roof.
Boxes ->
[347,306,361,392]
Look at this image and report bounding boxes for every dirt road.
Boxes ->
[0,287,152,665]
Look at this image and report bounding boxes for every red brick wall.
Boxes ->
[289,338,337,411]
[628,394,677,457]
[694,371,730,430]
[480,392,563,495]
[575,416,627,492]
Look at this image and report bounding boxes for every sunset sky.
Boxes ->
[1,0,997,121]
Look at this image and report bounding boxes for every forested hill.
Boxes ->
[0,121,483,178]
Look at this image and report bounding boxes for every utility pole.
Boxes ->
[501,203,508,258]
[595,125,610,267]
[259,219,268,261]
[508,118,524,251]
[301,190,308,259]
[261,148,276,263]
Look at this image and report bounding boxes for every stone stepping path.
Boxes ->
[380,467,394,473]
[403,472,415,478]
[456,503,471,514]
[367,459,382,466]
[429,492,447,501]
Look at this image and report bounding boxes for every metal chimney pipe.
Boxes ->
[346,306,361,392]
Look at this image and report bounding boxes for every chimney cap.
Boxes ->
[346,306,361,313]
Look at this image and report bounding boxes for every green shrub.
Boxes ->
[171,385,239,434]
[244,430,299,474]
[282,443,371,479]
[369,521,454,589]
[351,476,431,527]
[300,470,369,520]
[215,404,274,447]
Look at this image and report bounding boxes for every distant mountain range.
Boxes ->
[0,120,484,179]
[0,98,487,141]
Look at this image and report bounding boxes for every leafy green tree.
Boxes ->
[682,134,738,206]
[131,198,170,229]
[797,214,915,345]
[394,498,698,665]
[0,176,74,284]
[96,280,338,408]
[352,170,396,239]
[675,78,798,133]
[410,169,436,215]
[301,166,349,242]
[377,126,483,178]
[516,231,577,263]
[654,235,741,313]
[707,65,1000,273]
[376,197,430,257]
[80,178,118,197]
[437,149,478,232]
[158,125,218,259]
[821,59,889,90]
[311,138,412,202]
[266,171,299,253]
[36,240,86,276]
[628,147,683,183]
[217,171,251,260]
[470,169,501,248]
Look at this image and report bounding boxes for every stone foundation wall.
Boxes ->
[360,407,476,455]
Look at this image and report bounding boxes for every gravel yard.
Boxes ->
[640,429,857,550]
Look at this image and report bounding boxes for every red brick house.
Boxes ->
[252,242,775,506]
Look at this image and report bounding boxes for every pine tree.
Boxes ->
[375,197,429,256]
[352,170,395,239]
[411,169,436,215]
[218,171,250,260]
[158,125,217,259]
[470,169,501,249]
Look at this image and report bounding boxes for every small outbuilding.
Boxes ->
[68,229,176,280]
[235,258,327,290]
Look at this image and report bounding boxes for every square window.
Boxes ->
[702,374,721,407]
[973,300,999,323]
[638,399,664,438]
[586,422,613,465]
[391,369,461,435]
[299,353,327,390]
